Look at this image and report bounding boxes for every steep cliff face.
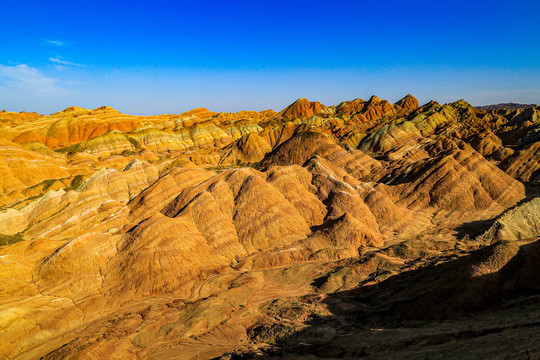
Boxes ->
[0,95,538,359]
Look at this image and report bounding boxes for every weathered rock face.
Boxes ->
[219,132,272,165]
[395,94,420,111]
[278,97,326,119]
[0,139,77,207]
[0,95,538,360]
[477,197,540,243]
[500,141,540,183]
[384,142,525,213]
[335,95,402,123]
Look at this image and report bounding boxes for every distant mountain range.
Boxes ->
[476,102,537,110]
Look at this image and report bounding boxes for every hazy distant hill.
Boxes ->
[476,102,537,110]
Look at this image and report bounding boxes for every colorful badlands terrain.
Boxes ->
[0,95,539,359]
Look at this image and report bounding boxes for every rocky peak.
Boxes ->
[279,97,326,119]
[395,94,419,110]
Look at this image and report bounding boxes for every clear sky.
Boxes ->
[1,0,539,115]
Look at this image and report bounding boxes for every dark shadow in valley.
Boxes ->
[223,239,540,359]
[454,217,495,240]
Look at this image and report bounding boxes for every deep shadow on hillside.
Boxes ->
[223,239,540,359]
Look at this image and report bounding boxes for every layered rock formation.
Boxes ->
[0,95,538,360]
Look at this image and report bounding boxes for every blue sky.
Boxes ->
[1,0,539,114]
